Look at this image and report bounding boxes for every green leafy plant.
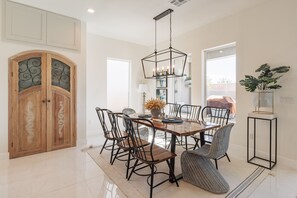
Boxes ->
[239,63,290,92]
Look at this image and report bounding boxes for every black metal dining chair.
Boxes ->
[164,103,181,117]
[159,103,181,148]
[191,106,230,150]
[107,110,150,179]
[123,115,179,198]
[95,107,125,164]
[178,104,202,150]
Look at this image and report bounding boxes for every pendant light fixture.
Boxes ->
[141,9,187,79]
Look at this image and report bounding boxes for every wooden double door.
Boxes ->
[9,50,76,158]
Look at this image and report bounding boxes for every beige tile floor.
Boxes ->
[1,135,297,198]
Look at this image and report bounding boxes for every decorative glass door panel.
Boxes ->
[51,58,70,91]
[9,51,76,158]
[18,57,42,92]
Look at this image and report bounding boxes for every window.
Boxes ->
[107,58,130,111]
[203,44,236,118]
[169,54,192,104]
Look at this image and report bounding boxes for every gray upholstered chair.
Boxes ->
[181,152,229,194]
[189,123,234,169]
[122,108,136,115]
[181,124,234,194]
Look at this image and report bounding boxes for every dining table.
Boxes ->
[129,114,221,182]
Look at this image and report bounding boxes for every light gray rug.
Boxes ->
[86,146,269,198]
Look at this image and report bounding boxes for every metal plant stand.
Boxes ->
[247,113,277,169]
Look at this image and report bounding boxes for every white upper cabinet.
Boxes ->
[5,1,46,44]
[46,13,80,50]
[4,1,81,50]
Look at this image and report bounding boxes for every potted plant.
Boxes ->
[239,63,290,113]
[239,63,290,92]
[144,98,166,118]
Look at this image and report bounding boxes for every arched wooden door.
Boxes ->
[9,50,76,158]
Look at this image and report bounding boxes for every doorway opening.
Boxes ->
[107,58,130,111]
[203,43,236,119]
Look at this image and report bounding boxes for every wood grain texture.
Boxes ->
[8,50,76,158]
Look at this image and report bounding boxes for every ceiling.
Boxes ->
[11,0,268,46]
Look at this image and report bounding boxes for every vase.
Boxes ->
[151,109,161,118]
[253,90,274,114]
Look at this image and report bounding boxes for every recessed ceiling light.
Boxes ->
[87,8,95,13]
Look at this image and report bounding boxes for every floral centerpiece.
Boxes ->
[144,98,166,118]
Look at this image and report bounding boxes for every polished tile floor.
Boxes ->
[1,135,297,198]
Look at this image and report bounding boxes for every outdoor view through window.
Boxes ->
[205,45,236,119]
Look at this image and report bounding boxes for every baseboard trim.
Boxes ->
[229,143,297,170]
[77,138,87,147]
[277,156,297,170]
[0,152,9,160]
[228,143,246,161]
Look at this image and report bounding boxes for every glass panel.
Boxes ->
[51,59,70,91]
[18,57,42,92]
[107,59,129,111]
[205,45,236,119]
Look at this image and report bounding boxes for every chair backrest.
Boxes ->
[122,108,136,115]
[122,108,136,128]
[178,104,201,121]
[164,103,181,117]
[95,107,112,138]
[201,106,230,136]
[106,110,129,147]
[123,115,156,163]
[207,123,234,159]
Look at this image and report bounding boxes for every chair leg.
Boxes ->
[128,159,139,180]
[166,160,179,187]
[225,153,231,162]
[100,139,108,154]
[111,147,120,165]
[185,136,188,150]
[126,150,131,179]
[215,159,218,170]
[109,140,115,164]
[149,164,154,198]
[193,138,199,150]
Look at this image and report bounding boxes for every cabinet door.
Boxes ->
[9,51,77,158]
[9,52,47,158]
[47,54,76,150]
[5,1,46,44]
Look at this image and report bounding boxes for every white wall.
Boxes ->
[170,0,297,165]
[0,0,87,157]
[86,34,149,136]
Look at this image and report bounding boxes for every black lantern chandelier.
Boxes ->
[141,9,187,79]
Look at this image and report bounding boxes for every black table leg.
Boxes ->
[199,132,205,146]
[169,134,177,182]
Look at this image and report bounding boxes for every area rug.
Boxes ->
[86,145,269,198]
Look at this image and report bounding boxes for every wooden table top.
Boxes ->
[129,114,220,137]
